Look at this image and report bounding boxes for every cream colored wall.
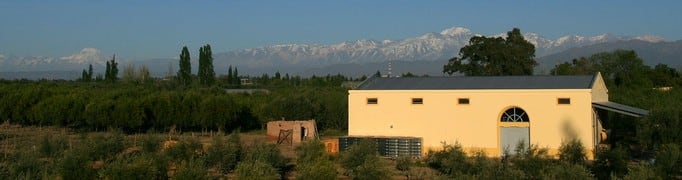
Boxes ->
[591,73,609,102]
[348,89,596,158]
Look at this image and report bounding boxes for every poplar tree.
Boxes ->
[198,44,215,86]
[178,46,192,85]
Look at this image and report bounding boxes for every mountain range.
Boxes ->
[0,27,678,79]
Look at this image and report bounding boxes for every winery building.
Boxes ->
[346,73,648,159]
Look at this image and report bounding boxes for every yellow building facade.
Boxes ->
[348,73,647,159]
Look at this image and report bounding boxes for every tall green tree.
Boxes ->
[443,28,537,76]
[105,55,119,83]
[177,46,192,85]
[81,64,93,82]
[198,44,215,86]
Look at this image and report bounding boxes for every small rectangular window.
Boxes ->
[458,98,470,104]
[412,98,423,104]
[367,98,378,104]
[558,98,571,104]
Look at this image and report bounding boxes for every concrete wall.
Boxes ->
[348,89,597,158]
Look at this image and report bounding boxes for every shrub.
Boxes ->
[243,141,287,172]
[38,134,68,158]
[98,154,158,180]
[87,131,126,161]
[558,138,587,165]
[511,141,552,178]
[295,139,337,179]
[234,160,280,180]
[140,134,163,153]
[593,146,629,179]
[205,132,242,173]
[541,163,594,179]
[173,158,208,180]
[425,142,470,175]
[165,136,202,162]
[58,148,98,180]
[654,143,681,177]
[340,139,390,179]
[8,151,44,179]
[623,163,661,180]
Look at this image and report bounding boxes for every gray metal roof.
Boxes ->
[355,75,596,90]
[592,101,649,117]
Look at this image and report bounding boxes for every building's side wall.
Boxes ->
[348,89,595,158]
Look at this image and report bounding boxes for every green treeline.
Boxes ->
[0,74,351,132]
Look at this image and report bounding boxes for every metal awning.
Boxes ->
[592,101,649,118]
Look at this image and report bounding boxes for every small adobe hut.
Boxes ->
[266,120,318,145]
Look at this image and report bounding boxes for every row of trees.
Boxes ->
[0,74,350,132]
[177,44,217,86]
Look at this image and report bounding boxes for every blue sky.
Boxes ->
[1,1,680,60]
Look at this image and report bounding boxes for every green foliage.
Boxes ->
[8,151,44,179]
[443,28,536,76]
[340,139,390,179]
[178,46,192,86]
[593,146,630,179]
[205,132,243,173]
[38,134,68,158]
[395,156,412,173]
[511,142,552,178]
[198,44,215,86]
[541,162,594,179]
[173,158,208,180]
[105,55,119,83]
[165,136,203,162]
[140,134,163,153]
[654,143,681,177]
[623,163,662,180]
[86,131,126,161]
[243,141,287,172]
[98,154,159,180]
[558,138,587,165]
[58,147,98,180]
[425,143,470,175]
[234,160,281,180]
[295,139,337,179]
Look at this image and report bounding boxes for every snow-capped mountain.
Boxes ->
[214,27,666,70]
[0,27,671,77]
[0,48,110,72]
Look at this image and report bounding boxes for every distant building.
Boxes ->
[240,78,253,86]
[347,73,648,159]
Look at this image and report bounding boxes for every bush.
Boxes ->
[558,138,587,165]
[38,134,68,158]
[295,140,337,179]
[623,163,661,180]
[173,158,208,180]
[243,141,287,172]
[58,147,98,180]
[511,141,552,178]
[654,143,681,177]
[139,134,163,153]
[234,160,281,180]
[425,142,470,175]
[204,132,242,173]
[593,146,629,179]
[340,139,390,179]
[87,131,126,161]
[8,151,44,179]
[98,154,158,180]
[165,136,202,162]
[541,163,594,179]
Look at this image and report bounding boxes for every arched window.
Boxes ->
[501,107,529,122]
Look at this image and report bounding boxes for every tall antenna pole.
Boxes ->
[387,59,392,78]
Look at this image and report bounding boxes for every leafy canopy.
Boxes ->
[443,28,537,76]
